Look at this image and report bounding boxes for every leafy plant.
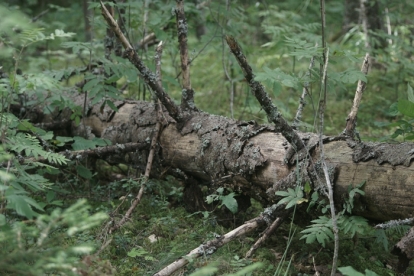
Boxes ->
[276,182,369,247]
[376,84,414,141]
[206,187,238,214]
[338,266,379,276]
[275,185,308,209]
[300,215,334,247]
[0,199,107,275]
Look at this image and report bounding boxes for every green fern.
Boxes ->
[300,216,334,247]
[8,133,68,165]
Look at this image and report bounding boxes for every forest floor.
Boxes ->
[58,173,414,276]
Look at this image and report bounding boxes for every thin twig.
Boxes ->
[221,1,235,119]
[375,218,414,229]
[343,53,370,139]
[154,204,288,276]
[245,215,287,259]
[360,0,371,50]
[319,1,339,274]
[318,3,339,276]
[31,9,50,22]
[109,42,165,233]
[292,48,317,130]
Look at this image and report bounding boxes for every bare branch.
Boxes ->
[293,51,316,130]
[245,215,287,259]
[110,42,165,234]
[225,35,305,152]
[360,0,371,49]
[100,1,182,121]
[343,53,370,139]
[154,204,288,276]
[175,0,196,111]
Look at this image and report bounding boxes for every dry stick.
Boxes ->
[175,0,196,111]
[385,8,392,45]
[100,1,181,121]
[318,48,339,276]
[292,52,316,130]
[109,43,165,234]
[245,214,287,259]
[109,105,162,233]
[225,36,305,152]
[222,40,235,119]
[154,204,288,276]
[343,53,370,139]
[360,0,371,50]
[318,1,339,275]
[221,2,234,119]
[23,142,146,165]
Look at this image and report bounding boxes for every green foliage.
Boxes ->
[1,1,414,275]
[72,136,111,150]
[0,199,107,275]
[206,187,238,214]
[338,266,378,276]
[375,84,414,140]
[300,216,334,247]
[275,186,308,209]
[127,247,156,261]
[277,183,369,247]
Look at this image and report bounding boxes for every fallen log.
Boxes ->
[33,95,414,222]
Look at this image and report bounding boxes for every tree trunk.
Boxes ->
[42,96,414,223]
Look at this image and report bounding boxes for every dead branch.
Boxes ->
[23,142,146,165]
[343,53,370,139]
[245,214,287,259]
[318,2,339,269]
[109,42,165,233]
[100,1,182,121]
[154,204,288,276]
[293,50,316,130]
[175,0,196,111]
[225,36,306,152]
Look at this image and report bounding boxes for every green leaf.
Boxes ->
[189,266,218,276]
[386,102,399,117]
[221,193,238,214]
[206,195,216,204]
[398,99,414,117]
[304,182,311,194]
[46,190,56,203]
[364,269,379,276]
[6,194,40,218]
[374,229,388,251]
[72,136,98,150]
[338,266,365,276]
[275,191,290,197]
[105,100,119,112]
[408,84,414,103]
[83,77,100,92]
[76,165,93,179]
[339,69,367,84]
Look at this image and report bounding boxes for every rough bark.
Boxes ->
[392,226,414,273]
[40,95,414,223]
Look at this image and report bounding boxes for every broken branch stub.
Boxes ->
[343,53,370,139]
[175,0,196,111]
